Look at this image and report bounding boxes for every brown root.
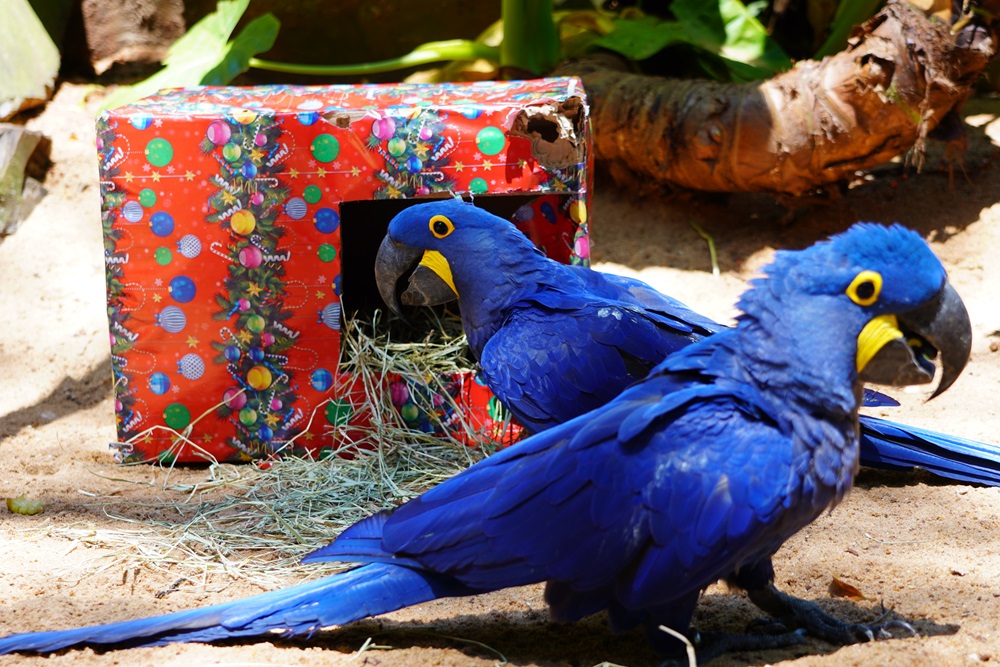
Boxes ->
[560,0,997,196]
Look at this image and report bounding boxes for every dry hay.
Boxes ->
[38,309,511,589]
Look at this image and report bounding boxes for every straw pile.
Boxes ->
[45,309,512,588]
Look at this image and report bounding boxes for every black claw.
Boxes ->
[746,583,918,647]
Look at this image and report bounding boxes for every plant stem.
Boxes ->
[500,0,559,75]
[813,0,882,58]
[249,40,498,76]
[688,219,720,277]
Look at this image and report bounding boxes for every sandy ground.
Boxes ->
[1,82,999,667]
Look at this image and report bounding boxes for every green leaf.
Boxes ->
[665,0,728,49]
[720,0,790,71]
[814,0,883,58]
[101,0,279,110]
[714,55,775,81]
[594,0,789,79]
[593,16,692,62]
[161,0,249,67]
[672,0,791,76]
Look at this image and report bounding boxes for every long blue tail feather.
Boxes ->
[858,415,1000,485]
[0,564,466,654]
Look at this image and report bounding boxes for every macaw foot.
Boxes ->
[746,583,916,645]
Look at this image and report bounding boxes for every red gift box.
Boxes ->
[97,78,591,464]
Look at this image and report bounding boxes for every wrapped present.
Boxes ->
[97,78,591,464]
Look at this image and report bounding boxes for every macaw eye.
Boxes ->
[429,215,455,239]
[846,270,882,306]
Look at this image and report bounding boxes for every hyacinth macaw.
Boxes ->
[0,222,973,659]
[375,199,999,485]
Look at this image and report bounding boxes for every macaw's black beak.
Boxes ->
[859,281,972,399]
[374,235,459,318]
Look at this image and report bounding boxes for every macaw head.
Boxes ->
[748,222,971,397]
[375,199,536,316]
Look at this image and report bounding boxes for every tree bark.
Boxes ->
[560,0,997,196]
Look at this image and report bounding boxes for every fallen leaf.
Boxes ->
[829,575,869,600]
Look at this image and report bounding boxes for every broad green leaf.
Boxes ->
[162,0,250,67]
[668,0,729,49]
[720,0,790,71]
[202,13,281,85]
[593,15,692,61]
[101,0,279,110]
[672,0,791,76]
[593,0,789,80]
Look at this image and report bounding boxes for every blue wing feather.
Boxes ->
[858,415,1000,484]
[301,365,819,621]
[480,300,693,432]
[0,564,467,653]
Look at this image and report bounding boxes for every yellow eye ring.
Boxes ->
[846,270,882,306]
[429,214,455,239]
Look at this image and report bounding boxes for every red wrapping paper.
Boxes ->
[97,78,591,463]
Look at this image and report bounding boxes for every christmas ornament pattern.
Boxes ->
[98,78,591,463]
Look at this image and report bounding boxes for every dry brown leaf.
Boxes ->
[829,575,870,600]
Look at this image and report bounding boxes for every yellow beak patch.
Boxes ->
[419,250,458,297]
[856,314,904,373]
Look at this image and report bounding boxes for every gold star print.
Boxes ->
[386,185,402,198]
[186,335,199,348]
[142,434,153,444]
[201,433,213,443]
[220,190,237,205]
[289,168,300,179]
[517,159,527,169]
[250,148,265,162]
[350,166,361,177]
[315,290,325,300]
[303,432,315,440]
[414,143,430,158]
[152,293,163,303]
[482,160,493,170]
[185,171,196,181]
[123,172,135,183]
[264,413,280,427]
[454,162,465,172]
[150,171,161,182]
[237,330,252,344]
[247,282,264,297]
[316,167,327,178]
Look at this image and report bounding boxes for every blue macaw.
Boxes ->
[0,223,972,659]
[375,199,999,485]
